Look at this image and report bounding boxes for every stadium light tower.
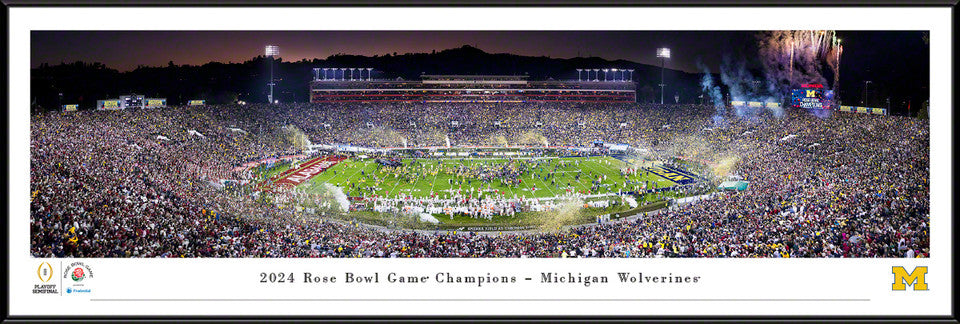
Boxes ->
[602,69,609,82]
[577,69,583,82]
[265,45,279,104]
[611,68,618,81]
[657,47,671,104]
[593,69,600,82]
[627,69,634,82]
[863,80,872,106]
[322,68,329,80]
[366,68,373,81]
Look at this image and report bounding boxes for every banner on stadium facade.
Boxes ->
[730,100,746,107]
[62,104,78,112]
[718,181,749,191]
[603,143,630,151]
[838,105,886,115]
[765,102,781,108]
[96,99,123,110]
[188,100,205,106]
[145,98,167,108]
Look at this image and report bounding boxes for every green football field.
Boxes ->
[281,156,678,200]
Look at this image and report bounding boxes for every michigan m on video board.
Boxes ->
[790,84,834,109]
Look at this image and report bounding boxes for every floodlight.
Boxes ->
[657,47,671,58]
[265,45,279,57]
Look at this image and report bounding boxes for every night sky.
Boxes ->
[30,31,769,73]
[32,30,929,110]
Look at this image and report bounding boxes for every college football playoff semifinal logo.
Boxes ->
[33,261,59,294]
[37,262,54,282]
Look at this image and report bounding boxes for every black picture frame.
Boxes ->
[2,0,957,323]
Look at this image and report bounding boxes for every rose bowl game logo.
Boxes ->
[62,261,94,294]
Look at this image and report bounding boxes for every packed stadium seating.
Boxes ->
[30,102,929,258]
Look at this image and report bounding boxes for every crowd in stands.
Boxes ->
[30,102,929,258]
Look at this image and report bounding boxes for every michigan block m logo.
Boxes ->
[892,266,928,291]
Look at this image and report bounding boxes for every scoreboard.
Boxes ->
[62,104,78,112]
[97,95,165,110]
[121,94,145,108]
[791,85,834,109]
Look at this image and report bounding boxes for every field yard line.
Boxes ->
[313,161,347,185]
[476,158,517,199]
[565,159,593,194]
[429,164,439,196]
[311,159,343,185]
[534,176,557,198]
[514,169,536,199]
[503,175,519,199]
[407,162,425,197]
[502,158,538,199]
[321,160,369,191]
[386,165,407,197]
[529,161,558,198]
[581,157,620,195]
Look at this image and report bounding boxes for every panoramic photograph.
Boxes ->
[29,30,930,258]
